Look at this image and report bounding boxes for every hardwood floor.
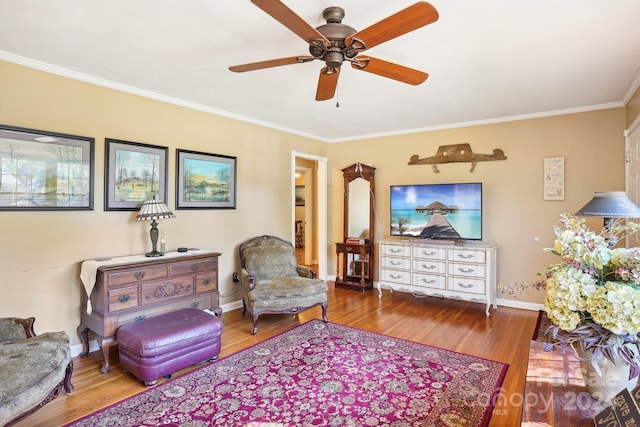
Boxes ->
[16,284,539,427]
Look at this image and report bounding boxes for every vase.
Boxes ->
[578,346,639,402]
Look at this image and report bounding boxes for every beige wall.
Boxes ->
[0,60,327,346]
[328,109,626,306]
[627,86,640,127]
[0,58,631,347]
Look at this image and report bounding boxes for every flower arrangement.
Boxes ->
[512,214,640,379]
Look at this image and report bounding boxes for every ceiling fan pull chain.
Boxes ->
[336,84,340,108]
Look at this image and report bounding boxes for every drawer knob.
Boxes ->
[423,251,436,256]
[390,260,402,266]
[421,264,435,270]
[135,271,145,280]
[134,315,146,321]
[118,294,130,303]
[421,278,436,284]
[203,278,211,285]
[457,254,474,259]
[390,274,402,279]
[191,302,200,308]
[390,248,402,253]
[458,268,475,273]
[456,283,473,289]
[191,264,199,272]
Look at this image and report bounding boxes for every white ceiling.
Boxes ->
[1,1,640,142]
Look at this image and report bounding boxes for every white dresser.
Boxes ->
[378,240,498,316]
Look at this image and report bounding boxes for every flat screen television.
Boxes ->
[390,182,482,240]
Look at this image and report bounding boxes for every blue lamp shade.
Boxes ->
[575,192,640,219]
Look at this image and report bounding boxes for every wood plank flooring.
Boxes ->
[15,284,539,427]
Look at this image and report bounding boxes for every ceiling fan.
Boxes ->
[229,0,439,101]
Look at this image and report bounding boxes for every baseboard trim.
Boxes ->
[70,298,542,357]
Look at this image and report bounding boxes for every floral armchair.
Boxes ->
[238,235,328,334]
[0,317,73,426]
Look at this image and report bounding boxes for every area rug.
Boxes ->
[65,320,508,427]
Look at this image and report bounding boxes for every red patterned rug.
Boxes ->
[66,320,508,427]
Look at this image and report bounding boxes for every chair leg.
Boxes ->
[63,360,74,393]
[242,299,247,316]
[252,313,259,335]
[321,302,328,323]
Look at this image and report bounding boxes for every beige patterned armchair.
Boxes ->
[238,235,328,334]
[0,317,73,426]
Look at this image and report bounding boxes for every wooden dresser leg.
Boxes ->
[77,324,90,357]
[98,336,114,374]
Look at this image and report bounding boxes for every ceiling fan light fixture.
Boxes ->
[325,50,344,69]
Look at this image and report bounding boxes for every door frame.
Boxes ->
[292,151,328,280]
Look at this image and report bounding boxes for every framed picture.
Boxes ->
[176,149,237,209]
[105,138,168,210]
[544,156,565,201]
[0,124,94,210]
[295,185,305,206]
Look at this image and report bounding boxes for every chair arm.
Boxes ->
[296,265,317,279]
[0,317,35,342]
[240,268,256,291]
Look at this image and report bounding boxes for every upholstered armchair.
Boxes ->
[0,317,73,426]
[238,235,328,334]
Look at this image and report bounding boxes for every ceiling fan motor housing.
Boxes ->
[309,6,357,65]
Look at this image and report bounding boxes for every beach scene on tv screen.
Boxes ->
[390,183,482,239]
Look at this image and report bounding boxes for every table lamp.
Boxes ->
[575,191,640,245]
[135,197,175,257]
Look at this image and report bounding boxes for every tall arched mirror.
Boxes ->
[335,163,375,292]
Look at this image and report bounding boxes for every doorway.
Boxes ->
[292,152,328,280]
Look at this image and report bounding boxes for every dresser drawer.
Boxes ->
[141,277,195,305]
[380,268,410,284]
[412,246,446,260]
[381,256,410,270]
[448,249,486,264]
[412,259,446,274]
[196,272,218,293]
[107,285,139,313]
[412,273,446,290]
[106,264,168,286]
[115,294,216,328]
[447,277,486,294]
[381,244,410,257]
[169,257,217,276]
[448,262,486,278]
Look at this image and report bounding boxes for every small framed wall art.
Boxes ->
[105,138,168,210]
[0,124,94,210]
[544,156,565,201]
[176,149,237,209]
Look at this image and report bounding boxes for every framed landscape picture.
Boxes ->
[0,124,94,210]
[176,149,237,209]
[105,139,168,210]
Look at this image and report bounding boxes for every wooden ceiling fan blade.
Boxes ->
[252,0,329,47]
[315,67,340,101]
[351,57,428,85]
[345,2,439,52]
[229,56,314,72]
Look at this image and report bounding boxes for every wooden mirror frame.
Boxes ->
[342,163,375,243]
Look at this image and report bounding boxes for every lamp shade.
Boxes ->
[135,199,175,221]
[575,192,640,219]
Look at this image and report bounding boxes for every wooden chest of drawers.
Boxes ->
[378,240,497,316]
[78,251,221,373]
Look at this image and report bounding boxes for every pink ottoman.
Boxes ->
[117,308,222,386]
